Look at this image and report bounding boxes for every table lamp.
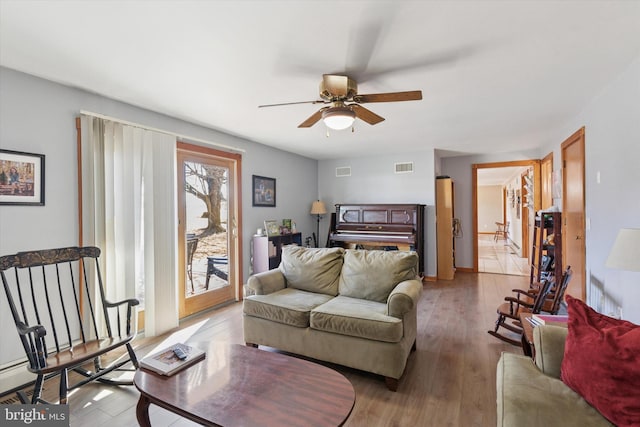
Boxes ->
[605,228,640,272]
[310,200,327,247]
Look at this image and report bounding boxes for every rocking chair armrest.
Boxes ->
[17,322,48,369]
[504,296,534,306]
[103,298,139,336]
[503,296,534,314]
[104,298,140,309]
[511,288,536,298]
[16,321,46,339]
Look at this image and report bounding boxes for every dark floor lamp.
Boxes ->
[310,200,327,248]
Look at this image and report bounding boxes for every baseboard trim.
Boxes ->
[0,362,33,398]
[423,276,437,282]
[456,267,474,273]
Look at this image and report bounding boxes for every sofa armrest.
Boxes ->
[246,269,286,295]
[387,279,423,318]
[533,325,568,379]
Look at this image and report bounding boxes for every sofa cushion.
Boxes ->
[280,246,344,296]
[310,295,403,343]
[338,250,418,303]
[243,288,334,328]
[560,295,640,427]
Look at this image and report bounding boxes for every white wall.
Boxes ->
[541,56,640,323]
[0,67,318,368]
[477,185,503,234]
[319,151,436,276]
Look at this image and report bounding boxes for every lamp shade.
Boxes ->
[310,200,327,215]
[322,107,355,130]
[605,228,640,272]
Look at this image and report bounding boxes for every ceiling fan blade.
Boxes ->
[344,3,400,77]
[354,90,422,103]
[259,100,326,108]
[351,104,385,125]
[298,108,328,128]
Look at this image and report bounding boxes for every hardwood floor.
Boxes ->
[2,272,526,426]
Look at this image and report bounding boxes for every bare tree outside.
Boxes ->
[184,162,227,236]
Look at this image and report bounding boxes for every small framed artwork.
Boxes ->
[252,175,276,207]
[552,170,562,199]
[0,149,45,206]
[264,220,280,236]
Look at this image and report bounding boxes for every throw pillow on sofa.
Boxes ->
[560,294,640,427]
[339,250,418,303]
[279,246,344,296]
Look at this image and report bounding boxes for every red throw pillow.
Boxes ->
[561,295,640,426]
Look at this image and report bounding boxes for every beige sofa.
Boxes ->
[243,246,422,391]
[497,325,613,426]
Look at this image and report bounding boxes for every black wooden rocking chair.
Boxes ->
[539,266,573,315]
[487,277,554,346]
[0,246,139,404]
[488,267,573,346]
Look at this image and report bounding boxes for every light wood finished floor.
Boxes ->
[478,234,529,276]
[3,272,526,427]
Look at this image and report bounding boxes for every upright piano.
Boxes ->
[328,203,425,275]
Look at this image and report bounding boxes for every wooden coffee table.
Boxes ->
[134,344,355,427]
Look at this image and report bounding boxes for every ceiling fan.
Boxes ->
[258,74,422,130]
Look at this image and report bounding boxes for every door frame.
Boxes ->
[177,142,243,318]
[540,152,554,210]
[472,160,541,272]
[561,127,586,300]
[520,172,529,259]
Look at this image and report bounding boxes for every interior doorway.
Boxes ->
[561,127,586,300]
[473,160,541,275]
[177,142,242,318]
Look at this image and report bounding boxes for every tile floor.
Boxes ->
[477,234,529,276]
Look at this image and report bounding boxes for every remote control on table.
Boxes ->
[173,347,188,360]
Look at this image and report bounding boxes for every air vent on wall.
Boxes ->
[394,162,414,174]
[336,166,351,177]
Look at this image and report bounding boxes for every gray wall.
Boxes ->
[441,150,539,270]
[442,55,640,324]
[0,67,318,366]
[318,151,437,277]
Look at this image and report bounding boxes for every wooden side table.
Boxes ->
[519,313,535,357]
[519,313,568,358]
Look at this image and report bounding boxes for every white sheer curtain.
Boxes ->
[80,115,178,336]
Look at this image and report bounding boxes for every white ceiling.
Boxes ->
[1,1,639,162]
[477,166,528,186]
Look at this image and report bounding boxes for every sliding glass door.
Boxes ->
[177,143,241,318]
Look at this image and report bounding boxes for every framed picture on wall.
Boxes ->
[0,149,45,206]
[252,175,276,207]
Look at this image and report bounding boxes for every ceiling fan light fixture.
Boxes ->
[322,106,356,130]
